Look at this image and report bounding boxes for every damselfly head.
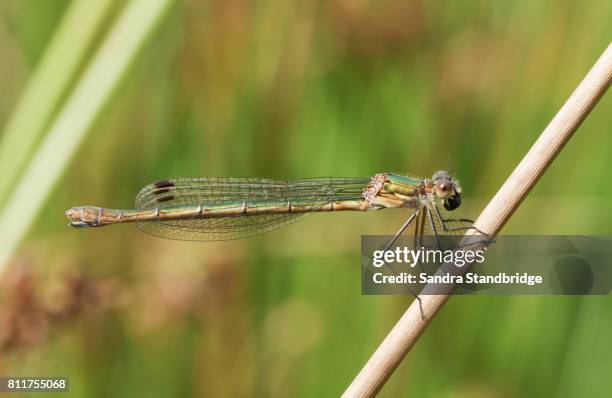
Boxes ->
[432,170,462,211]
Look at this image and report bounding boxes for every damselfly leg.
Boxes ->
[430,201,490,246]
[372,210,427,318]
[373,197,482,320]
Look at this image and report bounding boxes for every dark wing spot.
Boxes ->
[152,188,170,195]
[154,180,175,188]
[157,195,175,203]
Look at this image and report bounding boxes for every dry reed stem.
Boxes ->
[343,42,612,398]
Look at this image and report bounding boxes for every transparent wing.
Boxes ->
[137,214,306,241]
[134,177,370,241]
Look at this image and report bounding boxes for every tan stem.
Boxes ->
[343,42,612,398]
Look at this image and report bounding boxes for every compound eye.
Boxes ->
[437,182,451,198]
[443,194,461,211]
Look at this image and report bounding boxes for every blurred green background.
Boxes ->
[0,0,611,397]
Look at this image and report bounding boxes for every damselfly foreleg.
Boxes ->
[430,201,490,249]
[425,202,443,251]
[431,201,486,235]
[413,209,427,275]
[377,210,426,319]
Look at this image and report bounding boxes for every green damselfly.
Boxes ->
[66,170,474,245]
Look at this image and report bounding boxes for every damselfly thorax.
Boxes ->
[66,170,468,241]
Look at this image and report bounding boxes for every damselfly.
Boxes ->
[66,170,475,246]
